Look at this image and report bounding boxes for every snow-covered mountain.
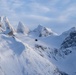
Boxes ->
[17,22,30,35]
[29,26,76,75]
[3,17,15,35]
[30,25,57,37]
[55,29,76,75]
[0,16,15,35]
[0,16,76,75]
[43,27,76,75]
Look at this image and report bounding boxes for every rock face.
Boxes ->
[61,31,76,49]
[31,25,57,37]
[59,30,76,56]
[17,22,30,35]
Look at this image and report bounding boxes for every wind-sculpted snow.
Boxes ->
[1,35,25,55]
[0,34,62,75]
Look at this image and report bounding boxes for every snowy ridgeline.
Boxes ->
[0,16,76,75]
[0,16,30,36]
[0,16,58,37]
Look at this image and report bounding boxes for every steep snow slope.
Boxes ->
[36,27,76,75]
[0,34,62,75]
[30,25,57,37]
[53,30,76,75]
[25,27,76,75]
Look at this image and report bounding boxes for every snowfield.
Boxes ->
[0,34,61,75]
[0,16,76,75]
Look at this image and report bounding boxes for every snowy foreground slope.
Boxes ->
[0,16,76,75]
[0,34,60,75]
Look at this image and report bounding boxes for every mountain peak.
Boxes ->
[17,21,30,35]
[38,24,43,28]
[3,16,15,35]
[18,21,23,26]
[61,26,76,37]
[69,27,76,31]
[60,27,76,49]
[31,25,57,37]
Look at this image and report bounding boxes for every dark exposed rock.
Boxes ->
[35,44,47,50]
[54,68,68,75]
[61,31,76,49]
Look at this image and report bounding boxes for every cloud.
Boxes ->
[0,0,76,34]
[56,3,76,23]
[27,2,50,13]
[24,14,51,22]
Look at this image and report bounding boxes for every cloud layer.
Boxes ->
[0,0,76,33]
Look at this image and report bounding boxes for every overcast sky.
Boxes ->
[0,0,76,34]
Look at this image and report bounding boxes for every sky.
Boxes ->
[0,0,76,34]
